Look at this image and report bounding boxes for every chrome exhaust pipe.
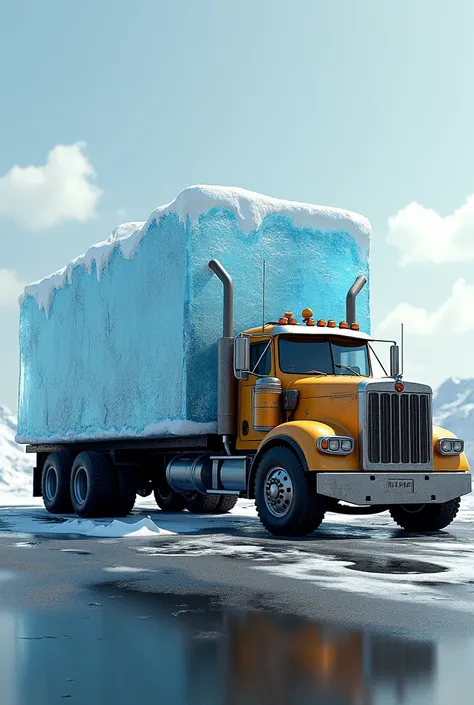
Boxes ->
[346,275,367,326]
[208,260,236,452]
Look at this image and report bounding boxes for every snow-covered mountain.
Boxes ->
[433,378,474,461]
[0,406,33,499]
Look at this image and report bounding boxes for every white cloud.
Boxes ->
[387,195,474,265]
[0,142,102,229]
[377,278,474,336]
[0,269,26,308]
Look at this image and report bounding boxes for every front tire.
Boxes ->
[42,452,74,514]
[254,446,326,537]
[389,498,461,532]
[70,452,115,518]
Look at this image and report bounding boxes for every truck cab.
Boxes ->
[203,256,470,536]
[236,321,373,452]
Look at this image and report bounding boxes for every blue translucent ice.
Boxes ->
[17,189,370,442]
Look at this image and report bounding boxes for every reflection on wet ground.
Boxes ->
[1,584,473,705]
[344,555,448,574]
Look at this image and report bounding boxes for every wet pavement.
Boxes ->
[1,581,474,705]
[1,499,474,704]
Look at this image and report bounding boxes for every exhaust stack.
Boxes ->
[208,259,236,453]
[346,275,367,326]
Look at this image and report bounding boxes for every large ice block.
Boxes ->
[17,185,371,443]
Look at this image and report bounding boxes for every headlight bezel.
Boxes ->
[437,438,464,456]
[317,436,355,455]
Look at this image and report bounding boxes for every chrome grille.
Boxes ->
[366,390,432,468]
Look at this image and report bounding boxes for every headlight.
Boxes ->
[317,436,354,455]
[437,438,464,455]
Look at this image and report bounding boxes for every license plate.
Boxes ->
[387,478,414,493]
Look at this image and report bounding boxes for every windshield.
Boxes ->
[278,336,370,376]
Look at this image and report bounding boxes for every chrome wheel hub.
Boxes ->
[264,467,293,517]
[44,466,58,502]
[73,466,88,505]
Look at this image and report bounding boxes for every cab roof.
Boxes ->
[242,324,373,342]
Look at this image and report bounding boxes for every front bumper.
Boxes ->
[317,471,472,505]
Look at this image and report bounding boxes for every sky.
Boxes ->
[1,0,474,411]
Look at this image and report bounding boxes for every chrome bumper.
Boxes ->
[317,471,472,505]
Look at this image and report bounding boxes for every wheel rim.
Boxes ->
[44,466,58,502]
[400,504,426,514]
[264,466,293,517]
[156,486,172,501]
[73,466,88,505]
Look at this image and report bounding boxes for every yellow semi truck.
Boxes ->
[28,258,471,536]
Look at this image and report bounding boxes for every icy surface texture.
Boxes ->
[17,186,370,443]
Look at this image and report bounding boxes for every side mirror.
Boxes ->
[234,335,250,380]
[390,344,400,377]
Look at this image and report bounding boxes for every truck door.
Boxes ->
[238,340,273,445]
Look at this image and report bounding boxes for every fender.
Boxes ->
[247,420,359,497]
[433,425,470,472]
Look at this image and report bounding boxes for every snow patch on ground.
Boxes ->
[52,517,173,538]
[2,495,474,538]
[0,406,33,500]
[0,498,257,539]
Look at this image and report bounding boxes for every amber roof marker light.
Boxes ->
[302,308,315,327]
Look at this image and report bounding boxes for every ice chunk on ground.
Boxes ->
[55,517,172,538]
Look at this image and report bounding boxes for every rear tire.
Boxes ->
[254,445,326,537]
[214,495,238,513]
[154,475,186,512]
[182,493,222,514]
[70,452,115,518]
[389,498,461,532]
[111,467,136,517]
[42,452,74,514]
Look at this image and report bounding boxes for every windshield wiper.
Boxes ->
[307,369,328,376]
[335,364,361,376]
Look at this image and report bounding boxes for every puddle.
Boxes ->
[1,586,473,705]
[345,556,448,575]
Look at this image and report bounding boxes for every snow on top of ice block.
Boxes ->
[154,184,371,240]
[20,185,371,315]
